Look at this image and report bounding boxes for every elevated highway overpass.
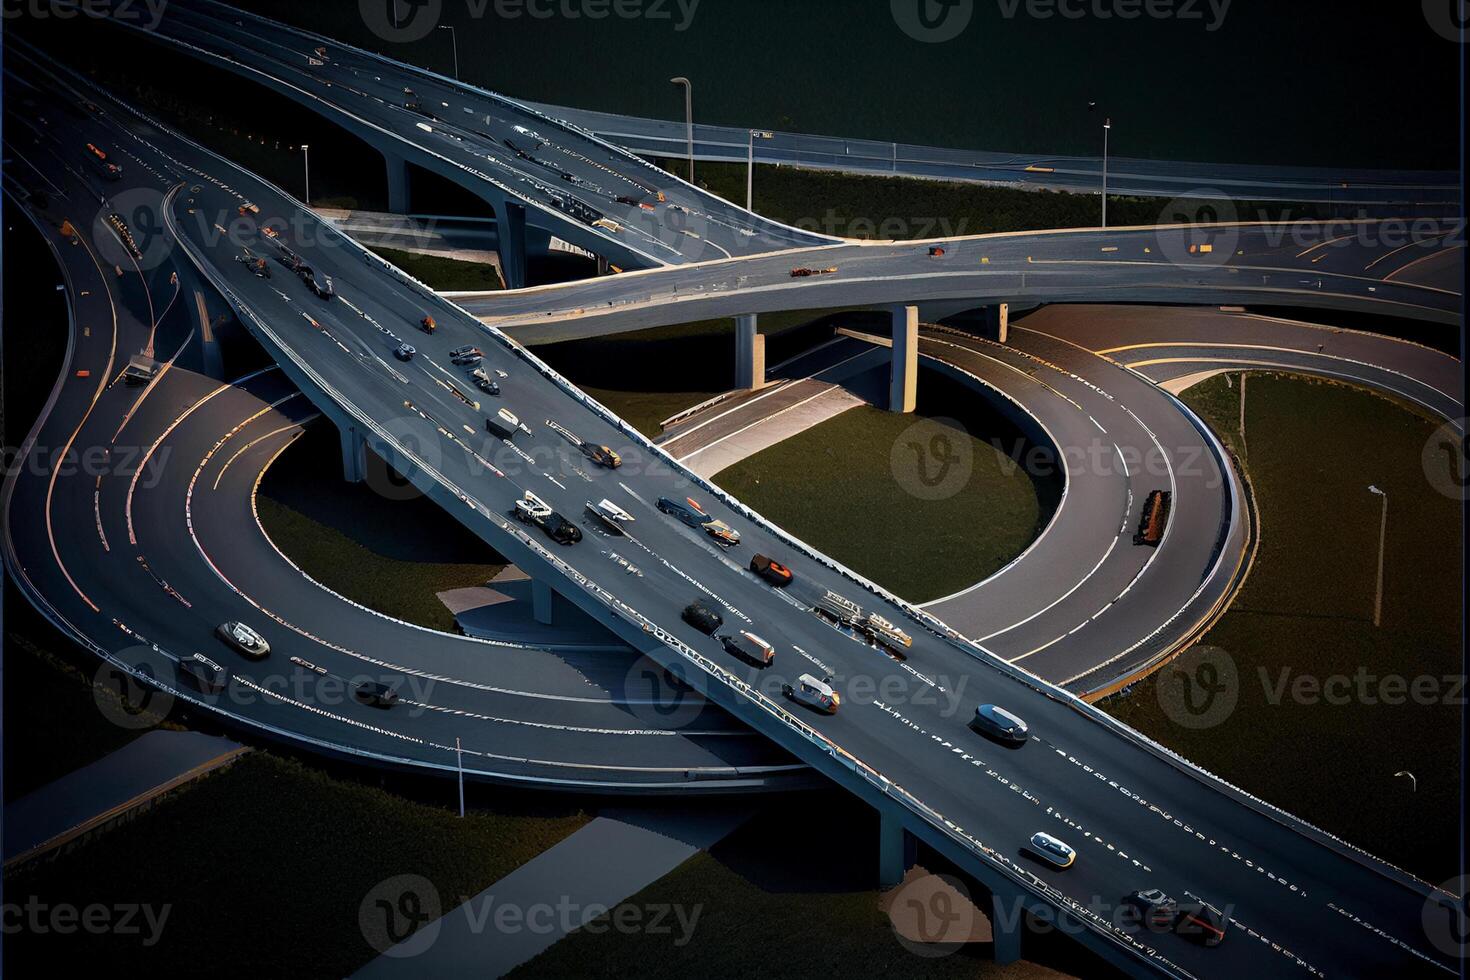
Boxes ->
[4,37,1463,979]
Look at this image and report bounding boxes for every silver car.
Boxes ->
[215,621,270,660]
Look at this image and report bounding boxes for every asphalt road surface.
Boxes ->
[4,34,1464,980]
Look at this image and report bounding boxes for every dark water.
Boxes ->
[240,0,1461,169]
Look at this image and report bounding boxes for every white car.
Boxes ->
[586,498,635,535]
[1028,832,1076,869]
[783,673,839,714]
[514,491,553,524]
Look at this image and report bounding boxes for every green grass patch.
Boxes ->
[255,497,503,633]
[1102,373,1461,881]
[579,387,719,440]
[3,752,588,977]
[256,424,506,632]
[372,246,504,291]
[663,159,1322,240]
[714,374,1058,603]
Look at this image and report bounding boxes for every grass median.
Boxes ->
[3,752,589,977]
[661,159,1321,240]
[1102,372,1461,881]
[713,371,1061,604]
[371,246,504,292]
[255,424,506,632]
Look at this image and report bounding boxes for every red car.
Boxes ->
[750,554,793,587]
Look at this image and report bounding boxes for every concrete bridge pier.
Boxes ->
[383,150,411,214]
[498,199,528,290]
[734,313,765,389]
[339,424,367,484]
[983,303,1009,343]
[889,304,918,413]
[532,578,555,625]
[877,806,918,887]
[987,884,1025,964]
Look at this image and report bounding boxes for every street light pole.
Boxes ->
[670,77,693,182]
[438,25,459,79]
[456,736,465,817]
[1368,485,1387,627]
[1101,117,1111,228]
[301,143,310,206]
[746,130,772,211]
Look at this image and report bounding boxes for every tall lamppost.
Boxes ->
[1368,485,1388,627]
[1101,116,1112,228]
[438,25,459,79]
[670,76,693,182]
[301,143,310,205]
[747,130,773,210]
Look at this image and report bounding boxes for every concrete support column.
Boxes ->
[989,891,1023,964]
[734,314,765,389]
[339,425,367,484]
[596,255,610,276]
[531,578,555,626]
[877,807,917,888]
[889,304,918,413]
[383,151,411,214]
[498,200,528,290]
[984,303,1009,343]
